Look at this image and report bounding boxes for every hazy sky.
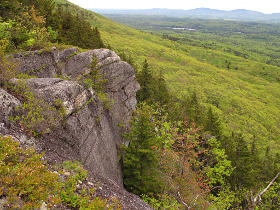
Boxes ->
[68,0,280,14]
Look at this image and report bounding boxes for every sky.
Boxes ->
[68,0,280,14]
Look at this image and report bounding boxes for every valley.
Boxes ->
[1,0,280,208]
[59,2,280,152]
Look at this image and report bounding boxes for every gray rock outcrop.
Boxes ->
[14,77,123,185]
[0,88,21,125]
[6,48,140,187]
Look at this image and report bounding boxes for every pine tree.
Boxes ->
[263,146,274,180]
[230,133,255,188]
[185,92,204,125]
[122,104,162,194]
[154,71,170,106]
[136,59,154,103]
[205,107,222,138]
[0,0,21,19]
[273,153,280,175]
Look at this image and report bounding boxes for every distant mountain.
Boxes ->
[91,8,280,22]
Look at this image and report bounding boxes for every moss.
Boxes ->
[22,52,31,57]
[97,92,114,111]
[37,49,45,55]
[16,73,36,79]
[25,64,48,74]
[95,114,101,124]
[55,73,71,80]
[65,51,79,60]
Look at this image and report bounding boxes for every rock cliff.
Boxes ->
[0,48,150,209]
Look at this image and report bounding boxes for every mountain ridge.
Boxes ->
[91,8,280,22]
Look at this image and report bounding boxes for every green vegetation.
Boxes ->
[136,59,170,106]
[79,55,114,111]
[59,161,121,209]
[1,0,280,209]
[122,104,163,194]
[0,136,120,209]
[9,80,66,137]
[0,0,103,53]
[141,193,182,209]
[76,11,280,154]
[106,15,280,67]
[122,103,238,208]
[0,136,60,209]
[81,56,107,92]
[115,30,280,208]
[0,55,17,89]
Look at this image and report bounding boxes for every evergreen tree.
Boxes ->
[250,136,257,157]
[1,0,104,50]
[136,59,154,103]
[154,71,170,106]
[184,92,204,125]
[122,104,162,194]
[205,107,222,138]
[263,146,274,180]
[0,0,21,19]
[230,133,255,188]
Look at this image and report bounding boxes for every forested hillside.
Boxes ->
[104,15,280,67]
[52,2,280,208]
[1,0,280,209]
[0,0,103,52]
[55,1,280,152]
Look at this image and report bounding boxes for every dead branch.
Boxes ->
[253,172,280,204]
[176,191,190,209]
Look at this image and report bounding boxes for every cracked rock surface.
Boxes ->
[0,86,150,209]
[7,48,140,187]
[1,48,148,209]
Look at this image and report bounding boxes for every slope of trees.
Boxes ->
[87,11,280,156]
[0,0,103,53]
[121,59,280,209]
[1,0,280,208]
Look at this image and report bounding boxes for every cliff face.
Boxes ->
[1,48,140,187]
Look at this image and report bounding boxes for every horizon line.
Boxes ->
[90,7,280,15]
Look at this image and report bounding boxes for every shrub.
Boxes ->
[59,161,121,209]
[97,92,114,111]
[82,56,107,93]
[0,137,121,209]
[141,193,182,210]
[9,80,66,137]
[0,55,17,89]
[80,55,114,111]
[0,136,61,209]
